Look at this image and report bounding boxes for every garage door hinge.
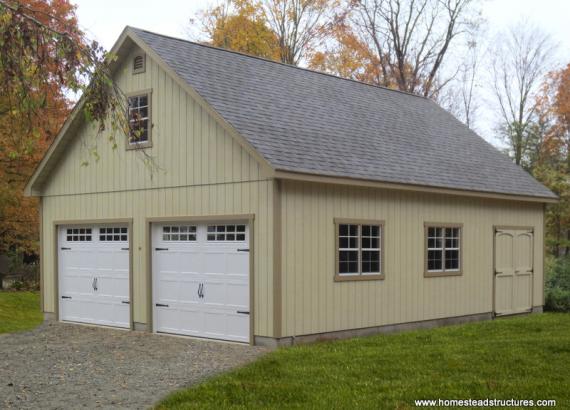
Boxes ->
[237,248,250,252]
[237,310,250,315]
[121,247,129,251]
[121,301,130,304]
[155,247,169,251]
[61,296,72,299]
[155,303,169,307]
[60,247,71,250]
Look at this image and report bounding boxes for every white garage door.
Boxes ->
[58,225,130,328]
[152,222,250,343]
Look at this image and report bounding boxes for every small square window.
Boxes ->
[425,225,462,276]
[336,221,383,279]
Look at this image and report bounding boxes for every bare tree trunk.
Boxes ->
[343,0,480,98]
[490,21,555,167]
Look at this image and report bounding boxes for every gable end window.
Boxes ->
[127,92,152,148]
[335,219,384,282]
[133,54,146,74]
[425,224,462,277]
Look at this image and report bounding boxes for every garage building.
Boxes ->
[25,27,557,346]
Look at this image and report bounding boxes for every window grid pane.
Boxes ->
[66,228,92,242]
[361,225,381,274]
[206,225,246,241]
[100,227,128,242]
[162,226,196,241]
[338,223,383,276]
[427,226,460,272]
[128,94,150,144]
[338,224,359,274]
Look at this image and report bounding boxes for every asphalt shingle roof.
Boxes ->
[132,27,556,199]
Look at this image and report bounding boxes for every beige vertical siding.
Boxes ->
[39,46,275,336]
[279,180,544,337]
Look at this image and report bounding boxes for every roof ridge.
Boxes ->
[127,26,429,101]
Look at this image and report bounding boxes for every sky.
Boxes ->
[73,0,570,55]
[72,0,570,144]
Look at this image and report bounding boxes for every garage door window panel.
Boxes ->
[207,224,246,241]
[66,228,92,242]
[163,225,197,241]
[100,227,128,242]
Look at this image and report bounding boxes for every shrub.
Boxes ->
[545,255,570,312]
[2,252,39,291]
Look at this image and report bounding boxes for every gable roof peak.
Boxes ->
[126,26,429,102]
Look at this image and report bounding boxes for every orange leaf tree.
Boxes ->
[0,0,83,255]
[534,64,570,255]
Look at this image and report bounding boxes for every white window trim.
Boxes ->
[334,218,385,282]
[425,223,463,277]
[126,89,152,150]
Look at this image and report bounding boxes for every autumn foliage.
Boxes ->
[0,0,82,254]
[532,64,570,255]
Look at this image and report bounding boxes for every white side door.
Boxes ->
[153,222,250,342]
[58,225,130,328]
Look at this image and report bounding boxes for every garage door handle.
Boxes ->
[155,248,169,251]
[155,303,169,307]
[237,310,249,315]
[61,296,72,299]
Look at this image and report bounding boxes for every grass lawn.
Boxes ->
[0,291,43,334]
[158,313,570,409]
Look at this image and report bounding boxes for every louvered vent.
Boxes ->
[133,54,145,73]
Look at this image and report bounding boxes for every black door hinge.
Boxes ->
[121,301,130,304]
[155,248,169,251]
[237,248,250,252]
[236,310,250,315]
[61,296,72,299]
[155,303,169,307]
[61,247,71,250]
[121,247,129,251]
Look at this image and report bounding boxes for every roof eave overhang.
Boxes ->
[274,170,559,204]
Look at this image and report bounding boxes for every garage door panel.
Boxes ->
[202,281,248,308]
[178,308,204,335]
[59,225,130,329]
[202,254,226,276]
[203,310,249,342]
[153,222,250,343]
[227,253,249,274]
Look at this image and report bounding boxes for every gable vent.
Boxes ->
[133,54,145,74]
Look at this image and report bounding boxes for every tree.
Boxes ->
[191,0,337,65]
[261,0,337,64]
[532,65,570,256]
[489,22,556,167]
[438,31,483,129]
[0,0,130,256]
[191,0,280,60]
[311,0,481,98]
[0,0,82,255]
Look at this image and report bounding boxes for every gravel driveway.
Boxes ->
[0,322,267,409]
